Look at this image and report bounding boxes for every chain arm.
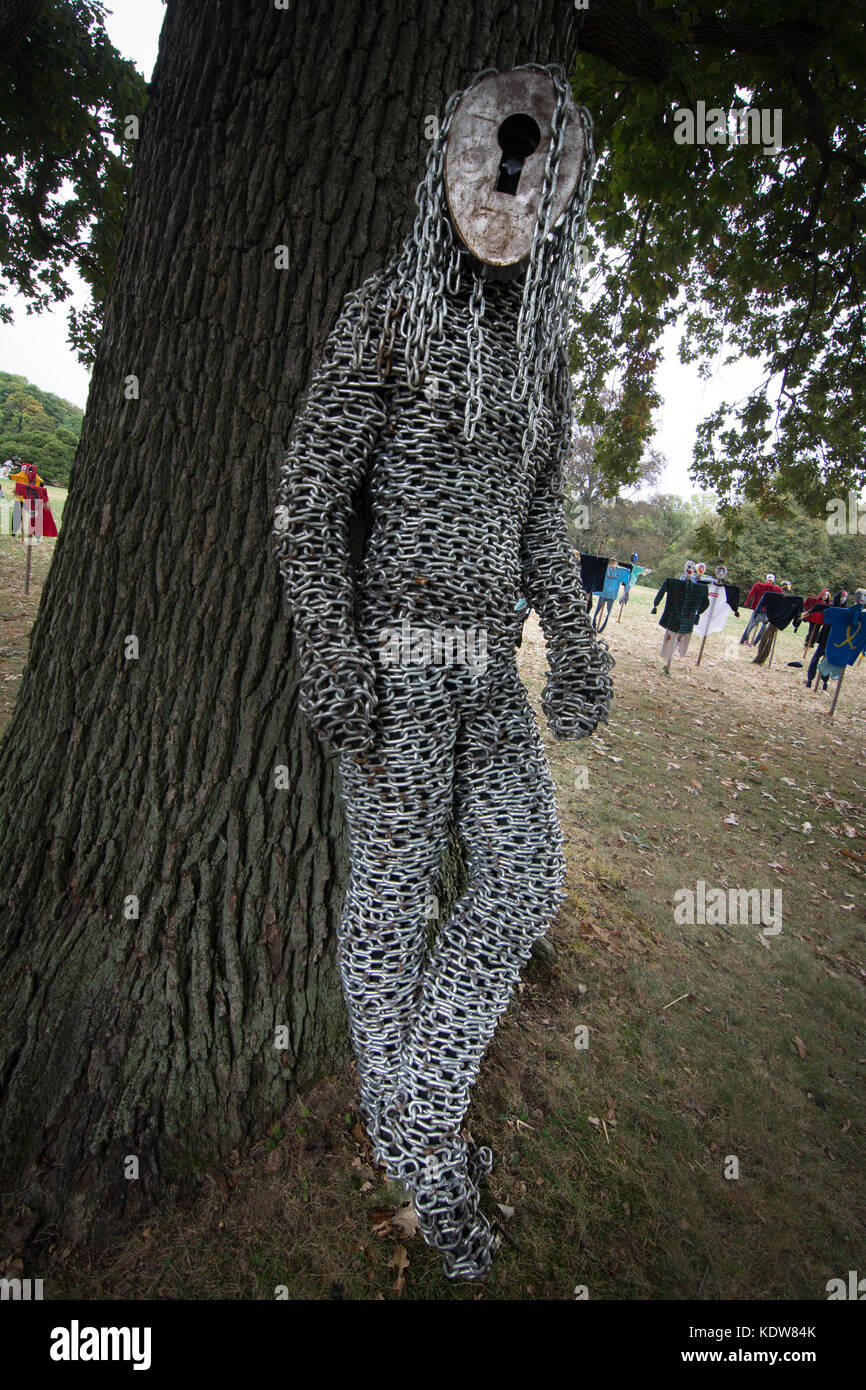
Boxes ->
[519,424,614,740]
[273,286,390,754]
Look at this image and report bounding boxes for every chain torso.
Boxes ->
[354,275,558,654]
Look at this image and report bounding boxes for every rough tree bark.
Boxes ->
[0,0,586,1245]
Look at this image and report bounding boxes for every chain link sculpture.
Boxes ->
[273,64,613,1280]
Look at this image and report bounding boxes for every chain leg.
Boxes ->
[394,659,565,1279]
[337,667,457,1170]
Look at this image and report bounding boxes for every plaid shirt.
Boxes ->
[652,578,710,635]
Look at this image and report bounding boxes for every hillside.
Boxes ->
[0,371,83,487]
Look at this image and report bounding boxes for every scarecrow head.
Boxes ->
[443,67,589,275]
[361,64,595,451]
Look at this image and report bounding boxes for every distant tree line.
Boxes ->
[569,490,866,598]
[0,371,82,485]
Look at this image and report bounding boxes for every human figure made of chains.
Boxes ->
[273,65,612,1281]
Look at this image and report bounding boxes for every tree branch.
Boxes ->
[575,0,668,80]
[0,0,46,65]
[574,1,827,83]
[690,14,827,57]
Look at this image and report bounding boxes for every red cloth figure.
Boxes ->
[803,590,831,624]
[10,462,58,538]
[744,579,782,610]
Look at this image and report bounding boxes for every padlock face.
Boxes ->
[444,69,586,266]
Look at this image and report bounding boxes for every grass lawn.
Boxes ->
[1,553,864,1300]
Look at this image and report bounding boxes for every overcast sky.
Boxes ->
[0,0,764,500]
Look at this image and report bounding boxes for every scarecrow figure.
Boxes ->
[9,461,57,539]
[274,65,612,1280]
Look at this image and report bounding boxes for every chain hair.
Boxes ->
[352,63,596,466]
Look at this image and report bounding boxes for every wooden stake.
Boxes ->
[767,626,778,667]
[696,633,708,666]
[829,668,845,717]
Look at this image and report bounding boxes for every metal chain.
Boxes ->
[274,65,611,1283]
[464,272,485,439]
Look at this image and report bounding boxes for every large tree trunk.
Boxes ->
[0,0,580,1245]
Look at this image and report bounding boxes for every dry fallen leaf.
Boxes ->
[390,1243,409,1295]
[368,1208,395,1236]
[391,1203,419,1240]
[793,1035,807,1059]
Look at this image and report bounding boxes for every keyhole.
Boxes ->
[496,112,541,194]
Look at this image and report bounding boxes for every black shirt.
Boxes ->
[758,593,803,630]
[578,553,609,597]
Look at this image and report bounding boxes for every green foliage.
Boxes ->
[576,490,866,596]
[586,489,866,595]
[564,385,664,520]
[692,499,866,595]
[575,492,715,575]
[0,370,82,483]
[571,0,866,515]
[2,0,863,517]
[0,0,148,363]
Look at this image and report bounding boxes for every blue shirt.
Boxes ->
[597,564,631,601]
[822,605,866,667]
